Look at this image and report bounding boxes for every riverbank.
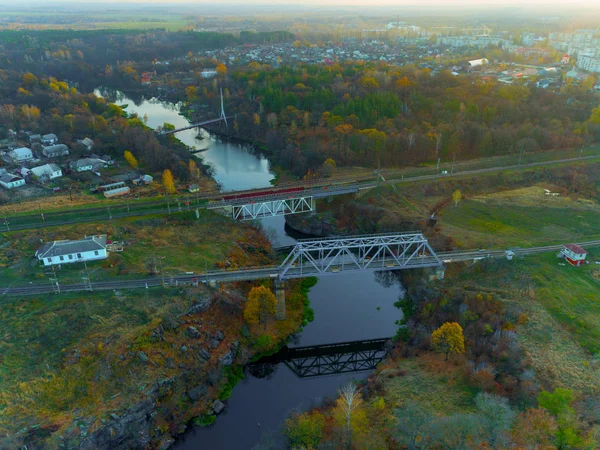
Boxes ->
[0,269,314,450]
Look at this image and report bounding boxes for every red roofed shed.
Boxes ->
[562,244,588,266]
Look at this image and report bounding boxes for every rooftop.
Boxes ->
[36,235,108,259]
[564,243,587,255]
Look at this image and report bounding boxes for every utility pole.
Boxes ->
[39,203,45,224]
[3,214,9,232]
[518,147,524,166]
[107,205,112,219]
[166,193,171,215]
[436,158,440,170]
[49,265,60,294]
[451,153,456,174]
[580,144,584,158]
[158,256,166,286]
[81,260,92,291]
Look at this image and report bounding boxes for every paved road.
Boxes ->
[3,154,599,232]
[4,240,600,297]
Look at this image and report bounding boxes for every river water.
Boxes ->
[93,88,404,449]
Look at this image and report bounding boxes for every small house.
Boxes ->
[9,147,33,163]
[28,134,41,144]
[35,235,108,266]
[132,174,153,185]
[42,144,70,158]
[201,69,218,78]
[41,134,58,146]
[70,158,106,173]
[561,244,588,266]
[79,137,94,152]
[187,183,200,193]
[31,163,63,180]
[0,173,25,189]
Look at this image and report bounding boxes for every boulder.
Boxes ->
[215,330,224,341]
[186,296,212,315]
[187,326,201,339]
[187,385,207,402]
[209,339,220,349]
[212,400,225,415]
[137,351,149,364]
[199,348,211,360]
[218,350,234,366]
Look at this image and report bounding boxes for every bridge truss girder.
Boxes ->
[279,232,442,279]
[284,348,387,378]
[228,196,314,220]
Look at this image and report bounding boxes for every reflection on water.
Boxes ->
[93,87,274,192]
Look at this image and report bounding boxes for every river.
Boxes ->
[93,87,274,192]
[93,88,404,449]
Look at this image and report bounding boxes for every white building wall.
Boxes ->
[42,248,107,266]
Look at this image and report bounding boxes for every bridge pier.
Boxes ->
[428,265,445,281]
[274,279,286,320]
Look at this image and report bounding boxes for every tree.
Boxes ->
[452,189,462,207]
[394,400,432,450]
[431,322,465,360]
[537,388,587,449]
[253,113,261,126]
[430,413,481,450]
[188,159,199,180]
[322,158,337,177]
[475,392,516,450]
[185,85,198,101]
[244,285,277,329]
[338,381,363,449]
[513,408,557,449]
[216,63,227,77]
[284,411,325,449]
[162,169,176,194]
[124,150,138,169]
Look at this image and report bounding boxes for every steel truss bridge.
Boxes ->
[248,338,391,378]
[6,235,600,297]
[279,232,441,279]
[207,185,360,220]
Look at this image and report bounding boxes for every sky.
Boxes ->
[7,0,600,5]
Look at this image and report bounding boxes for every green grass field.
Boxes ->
[441,185,600,248]
[435,184,600,389]
[0,210,272,286]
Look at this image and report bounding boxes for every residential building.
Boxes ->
[469,58,489,67]
[561,244,588,267]
[41,133,58,146]
[132,174,153,185]
[577,55,600,73]
[35,235,108,266]
[201,69,218,78]
[42,144,70,158]
[79,137,94,152]
[31,163,62,180]
[70,158,106,172]
[28,134,41,143]
[0,173,25,189]
[9,147,33,163]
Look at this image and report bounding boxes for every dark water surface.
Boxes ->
[91,88,403,450]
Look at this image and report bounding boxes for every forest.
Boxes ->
[197,61,600,176]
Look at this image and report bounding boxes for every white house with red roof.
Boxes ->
[561,244,588,266]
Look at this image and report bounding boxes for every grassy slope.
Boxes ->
[435,185,600,391]
[0,210,270,285]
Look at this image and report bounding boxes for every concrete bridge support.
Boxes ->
[275,279,286,320]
